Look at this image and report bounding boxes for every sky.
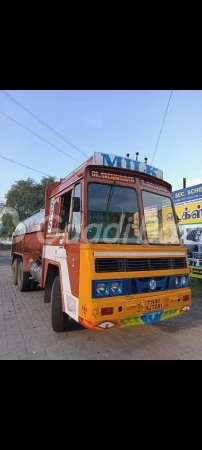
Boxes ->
[0,89,202,201]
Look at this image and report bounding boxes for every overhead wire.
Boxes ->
[0,110,82,164]
[0,90,89,158]
[0,154,57,179]
[151,90,173,165]
[130,90,173,164]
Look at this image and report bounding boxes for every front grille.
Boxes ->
[132,276,170,294]
[95,257,187,273]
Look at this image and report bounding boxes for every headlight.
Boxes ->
[96,283,107,294]
[182,276,187,285]
[110,282,120,293]
[175,277,179,286]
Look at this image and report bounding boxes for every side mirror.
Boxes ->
[72,197,81,212]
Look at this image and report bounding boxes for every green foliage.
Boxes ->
[0,200,5,212]
[0,201,5,237]
[1,176,56,237]
[1,213,14,237]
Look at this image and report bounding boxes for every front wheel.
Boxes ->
[51,276,69,332]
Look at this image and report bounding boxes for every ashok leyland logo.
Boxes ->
[149,279,157,290]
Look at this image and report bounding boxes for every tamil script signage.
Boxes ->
[175,202,202,225]
[174,201,202,246]
[173,183,202,204]
[91,171,135,183]
[93,153,163,179]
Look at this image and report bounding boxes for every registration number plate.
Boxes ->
[146,299,163,311]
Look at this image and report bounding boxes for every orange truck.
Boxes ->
[11,152,191,332]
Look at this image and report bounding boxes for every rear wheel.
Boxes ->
[29,279,38,291]
[12,259,20,285]
[51,275,69,332]
[17,262,30,292]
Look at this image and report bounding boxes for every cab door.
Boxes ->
[66,182,82,299]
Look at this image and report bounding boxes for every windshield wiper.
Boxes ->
[106,181,116,213]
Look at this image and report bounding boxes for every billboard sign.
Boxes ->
[173,183,202,204]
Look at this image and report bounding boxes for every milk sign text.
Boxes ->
[93,153,163,179]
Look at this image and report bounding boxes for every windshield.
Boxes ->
[87,183,142,244]
[142,191,180,245]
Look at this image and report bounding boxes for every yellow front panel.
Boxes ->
[78,244,191,331]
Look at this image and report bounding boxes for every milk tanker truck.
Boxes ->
[10,152,191,332]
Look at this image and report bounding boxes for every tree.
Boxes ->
[0,201,5,236]
[0,200,5,213]
[35,176,56,209]
[2,176,56,236]
[1,213,14,237]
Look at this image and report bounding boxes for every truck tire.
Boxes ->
[29,279,38,291]
[51,276,69,332]
[12,259,20,285]
[17,261,30,292]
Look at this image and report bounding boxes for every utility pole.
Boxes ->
[183,178,186,189]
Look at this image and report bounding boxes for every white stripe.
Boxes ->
[93,251,186,257]
[43,245,78,322]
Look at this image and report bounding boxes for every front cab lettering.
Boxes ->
[101,153,159,178]
[144,165,158,177]
[101,153,123,168]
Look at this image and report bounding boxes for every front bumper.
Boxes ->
[79,287,192,330]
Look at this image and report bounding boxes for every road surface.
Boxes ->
[0,262,202,359]
[0,256,12,267]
